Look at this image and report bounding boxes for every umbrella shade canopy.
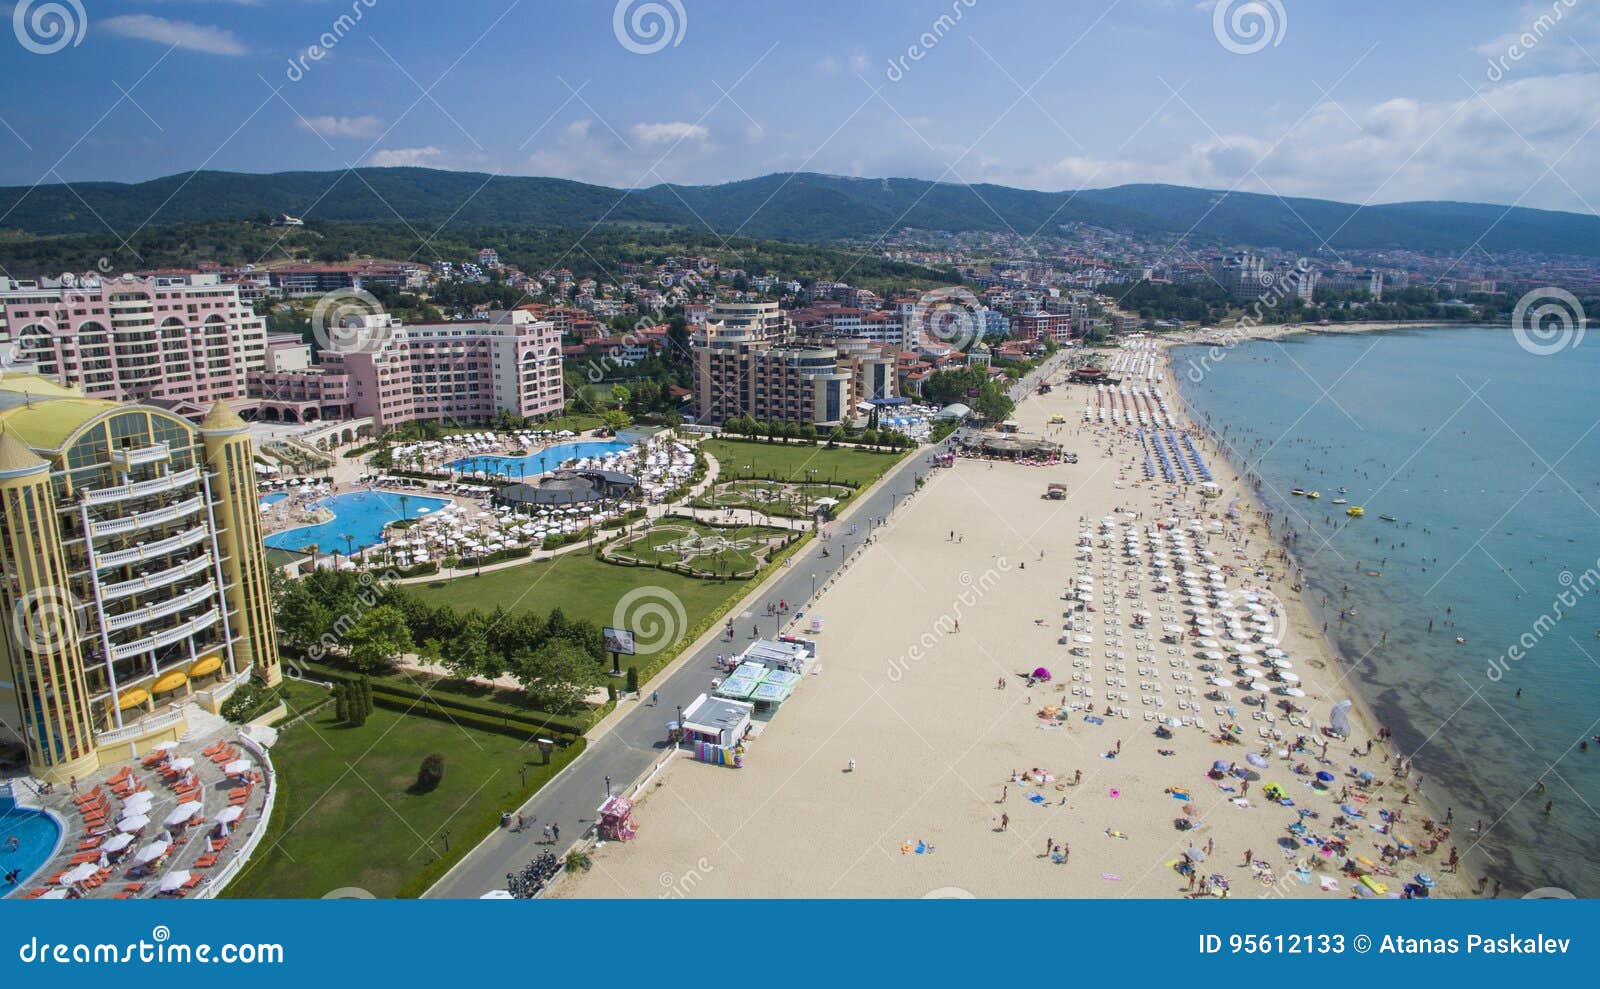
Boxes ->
[1278,672,1301,683]
[1250,681,1273,692]
[118,815,150,833]
[152,741,180,752]
[102,832,136,852]
[214,806,244,825]
[1316,770,1337,782]
[164,802,203,826]
[1283,687,1307,698]
[40,888,70,899]
[1213,760,1230,771]
[1031,667,1052,680]
[60,862,99,884]
[1245,753,1270,769]
[1185,847,1207,861]
[168,757,195,773]
[122,794,154,813]
[1075,634,1094,644]
[132,839,171,865]
[223,759,253,776]
[158,871,192,893]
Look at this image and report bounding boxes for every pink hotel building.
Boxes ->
[249,310,565,427]
[0,273,268,417]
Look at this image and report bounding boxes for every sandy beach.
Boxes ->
[558,342,1471,900]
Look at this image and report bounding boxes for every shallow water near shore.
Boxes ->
[1174,326,1600,897]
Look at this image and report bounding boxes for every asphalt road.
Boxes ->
[425,352,1067,898]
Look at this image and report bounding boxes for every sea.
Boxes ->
[1173,326,1600,898]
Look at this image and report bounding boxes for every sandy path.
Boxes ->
[559,344,1468,900]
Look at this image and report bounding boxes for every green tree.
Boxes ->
[343,605,414,672]
[509,639,606,713]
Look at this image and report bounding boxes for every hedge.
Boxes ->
[366,690,588,745]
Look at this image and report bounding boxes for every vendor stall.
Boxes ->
[596,796,638,842]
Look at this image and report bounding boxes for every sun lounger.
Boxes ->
[194,853,219,868]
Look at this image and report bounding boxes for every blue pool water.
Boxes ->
[259,491,289,508]
[262,490,450,553]
[1,792,62,893]
[447,440,632,479]
[1173,326,1600,896]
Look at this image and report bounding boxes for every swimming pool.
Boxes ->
[259,491,289,508]
[1,790,62,894]
[262,490,450,553]
[447,440,632,479]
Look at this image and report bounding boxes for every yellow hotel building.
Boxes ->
[0,374,279,783]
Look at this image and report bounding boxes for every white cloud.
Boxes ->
[297,115,384,140]
[366,146,442,167]
[100,14,247,56]
[630,121,709,145]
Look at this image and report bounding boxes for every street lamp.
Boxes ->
[604,775,612,798]
[811,572,817,599]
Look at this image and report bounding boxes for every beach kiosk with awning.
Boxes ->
[681,693,752,768]
[736,637,815,674]
[596,795,638,842]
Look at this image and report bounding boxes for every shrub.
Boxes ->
[414,753,446,793]
[625,666,639,693]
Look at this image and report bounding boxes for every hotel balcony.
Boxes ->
[98,552,215,602]
[108,607,221,661]
[87,494,204,539]
[102,582,218,632]
[94,524,209,570]
[80,466,202,506]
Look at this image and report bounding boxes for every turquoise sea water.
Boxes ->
[1174,327,1600,897]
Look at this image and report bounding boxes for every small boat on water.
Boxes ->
[1379,514,1397,522]
[1346,506,1365,518]
[1307,491,1321,500]
[1291,487,1306,497]
[1332,498,1348,505]
[1338,486,1348,494]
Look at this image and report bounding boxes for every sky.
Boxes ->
[2,0,1599,213]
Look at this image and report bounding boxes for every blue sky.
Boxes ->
[3,0,1599,212]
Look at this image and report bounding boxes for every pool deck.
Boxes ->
[5,710,276,900]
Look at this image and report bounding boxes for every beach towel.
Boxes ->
[1170,789,1192,800]
[1084,715,1105,725]
[1101,873,1122,881]
[1319,876,1340,892]
[1026,792,1046,804]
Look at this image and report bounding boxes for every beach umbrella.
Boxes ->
[39,888,70,899]
[1212,760,1229,771]
[1250,681,1272,692]
[1202,650,1224,661]
[158,871,192,894]
[132,839,171,865]
[164,802,202,827]
[59,863,99,885]
[102,832,135,853]
[1185,847,1207,862]
[1283,687,1306,698]
[1075,634,1094,644]
[1264,648,1286,659]
[1238,769,1261,781]
[1209,676,1231,687]
[1245,753,1270,769]
[152,741,179,753]
[1316,770,1336,783]
[118,815,150,833]
[214,806,244,825]
[168,757,195,773]
[1340,804,1364,817]
[224,758,254,776]
[1279,671,1301,683]
[1357,769,1376,782]
[1032,667,1053,680]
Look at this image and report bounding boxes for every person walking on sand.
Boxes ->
[1000,785,1007,803]
[999,814,1010,832]
[1244,849,1253,866]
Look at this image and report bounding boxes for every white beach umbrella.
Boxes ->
[60,863,99,885]
[214,806,244,825]
[102,832,135,853]
[132,839,171,865]
[118,815,150,833]
[158,871,191,894]
[164,802,202,827]
[224,759,253,776]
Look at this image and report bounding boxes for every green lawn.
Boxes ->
[223,680,577,898]
[701,439,906,488]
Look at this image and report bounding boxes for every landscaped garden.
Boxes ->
[690,478,853,518]
[605,516,793,576]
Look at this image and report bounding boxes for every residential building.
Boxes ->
[0,378,279,782]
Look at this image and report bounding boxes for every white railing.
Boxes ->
[110,442,170,469]
[99,553,213,601]
[94,524,209,569]
[108,608,220,661]
[102,582,217,632]
[205,732,277,899]
[81,466,201,506]
[89,495,204,538]
[95,706,186,746]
